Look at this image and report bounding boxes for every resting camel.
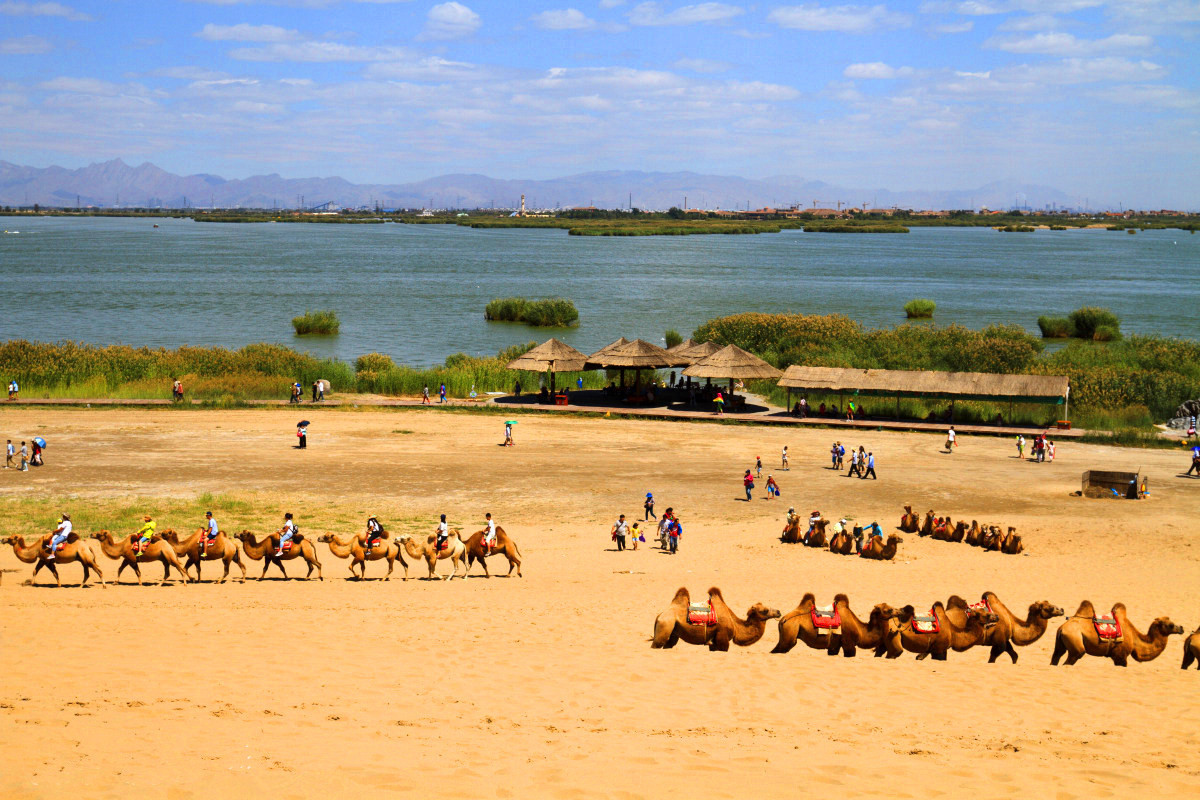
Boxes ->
[1000,528,1024,554]
[980,525,1004,552]
[236,530,323,580]
[780,516,802,544]
[804,518,829,548]
[919,510,936,537]
[772,593,903,656]
[90,530,190,585]
[930,516,955,541]
[1,533,104,587]
[860,534,901,560]
[828,526,855,555]
[651,586,780,651]
[877,601,995,660]
[461,527,522,578]
[964,520,984,547]
[899,505,919,533]
[398,531,467,580]
[317,532,402,580]
[162,528,247,583]
[946,592,1063,663]
[1182,626,1200,670]
[1051,601,1183,667]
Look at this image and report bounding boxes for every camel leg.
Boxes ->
[709,629,731,652]
[841,642,857,657]
[349,561,359,580]
[130,559,143,585]
[42,560,61,587]
[160,559,171,585]
[931,651,947,661]
[185,556,199,582]
[275,559,289,580]
[195,557,204,583]
[1050,631,1066,666]
[987,644,1005,664]
[1183,650,1196,670]
[1110,653,1128,667]
[1004,641,1019,664]
[1063,650,1082,666]
[825,632,842,656]
[235,553,247,582]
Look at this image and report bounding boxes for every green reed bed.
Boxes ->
[484,297,579,327]
[292,310,341,335]
[904,299,936,319]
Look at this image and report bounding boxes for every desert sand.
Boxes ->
[1,406,1198,798]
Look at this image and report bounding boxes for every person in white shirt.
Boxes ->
[611,515,628,551]
[435,514,449,550]
[946,426,957,452]
[5,440,13,468]
[365,515,383,550]
[483,513,497,554]
[781,445,789,471]
[47,514,72,559]
[275,513,296,556]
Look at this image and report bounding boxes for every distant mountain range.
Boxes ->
[0,159,1081,212]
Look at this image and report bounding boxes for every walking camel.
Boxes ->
[90,530,190,585]
[651,586,780,651]
[1050,601,1183,667]
[876,601,995,660]
[161,528,247,583]
[398,531,468,580]
[317,532,403,580]
[860,534,902,560]
[1,533,105,587]
[1182,626,1200,670]
[772,593,903,656]
[461,526,522,578]
[945,592,1063,663]
[236,530,323,581]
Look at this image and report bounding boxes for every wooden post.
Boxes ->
[895,394,900,420]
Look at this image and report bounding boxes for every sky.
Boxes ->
[1,1,1198,206]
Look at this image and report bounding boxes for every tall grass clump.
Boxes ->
[665,329,684,349]
[484,297,579,327]
[1037,316,1073,338]
[1067,307,1121,341]
[292,310,340,335]
[904,299,936,319]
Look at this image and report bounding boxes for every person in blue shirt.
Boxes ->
[862,451,877,480]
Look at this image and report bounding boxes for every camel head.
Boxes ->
[316,533,334,543]
[89,530,109,540]
[967,607,999,626]
[1150,618,1184,637]
[0,534,15,545]
[235,530,257,543]
[1033,601,1065,620]
[745,603,782,622]
[873,603,899,620]
[396,533,411,542]
[888,535,903,545]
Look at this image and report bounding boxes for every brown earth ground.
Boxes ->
[1,407,1198,799]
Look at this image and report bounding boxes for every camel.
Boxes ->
[930,516,954,541]
[772,593,902,656]
[804,518,829,548]
[1,533,105,587]
[980,525,1004,552]
[161,528,247,583]
[899,505,919,533]
[1051,601,1183,667]
[780,515,802,544]
[919,510,935,537]
[945,592,1063,663]
[877,601,995,660]
[964,520,984,547]
[1182,626,1200,670]
[460,526,522,578]
[236,530,323,581]
[317,532,402,580]
[860,534,901,560]
[90,530,190,585]
[651,586,780,651]
[1000,528,1024,554]
[398,531,467,580]
[828,526,855,555]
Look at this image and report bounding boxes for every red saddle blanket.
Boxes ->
[811,607,841,629]
[436,539,448,552]
[1093,615,1122,640]
[687,603,717,626]
[912,613,940,634]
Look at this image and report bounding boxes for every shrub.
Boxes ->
[354,352,396,373]
[998,225,1035,232]
[292,310,340,335]
[1126,228,1138,234]
[1092,324,1122,342]
[1049,225,1067,231]
[664,329,683,349]
[1037,316,1073,338]
[1068,307,1121,340]
[904,299,936,319]
[484,298,579,327]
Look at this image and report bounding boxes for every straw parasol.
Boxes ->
[667,338,697,354]
[682,345,781,393]
[586,338,690,388]
[506,338,589,392]
[672,340,722,364]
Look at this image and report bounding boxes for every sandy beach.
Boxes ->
[1,406,1198,798]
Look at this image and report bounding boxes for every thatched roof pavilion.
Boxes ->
[506,338,589,392]
[586,339,690,370]
[672,340,724,366]
[682,344,782,380]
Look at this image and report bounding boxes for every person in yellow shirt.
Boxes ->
[134,515,156,552]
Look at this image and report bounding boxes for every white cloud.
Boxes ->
[628,2,744,26]
[599,0,626,7]
[150,66,230,80]
[229,41,414,61]
[672,57,732,72]
[768,4,911,33]
[987,32,1154,56]
[918,1,1001,14]
[0,2,90,21]
[844,61,913,78]
[531,8,596,30]
[1096,83,1199,111]
[934,20,973,33]
[196,23,301,42]
[0,34,52,54]
[998,14,1067,32]
[420,2,481,40]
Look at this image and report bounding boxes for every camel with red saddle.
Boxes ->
[860,534,901,560]
[828,526,854,555]
[1182,627,1200,670]
[161,528,247,583]
[946,592,1063,663]
[651,586,780,651]
[876,601,996,660]
[899,505,919,533]
[804,518,829,548]
[772,593,902,657]
[236,530,323,581]
[461,526,522,578]
[1051,601,1183,667]
[979,525,1004,552]
[929,516,953,540]
[90,530,190,585]
[398,531,467,580]
[919,510,936,537]
[317,531,402,580]
[780,515,802,544]
[1,533,105,587]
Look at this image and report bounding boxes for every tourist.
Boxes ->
[275,512,296,556]
[743,469,754,501]
[439,383,447,404]
[644,492,656,521]
[1016,435,1025,460]
[204,511,219,547]
[172,378,183,402]
[611,514,628,551]
[297,423,307,449]
[667,517,681,554]
[846,401,856,421]
[422,385,430,405]
[577,376,584,391]
[765,474,780,498]
[288,383,300,404]
[30,440,42,467]
[435,514,449,550]
[804,510,821,545]
[1187,416,1197,440]
[755,455,762,478]
[799,397,808,418]
[783,506,799,538]
[46,514,72,560]
[657,508,674,550]
[311,380,319,403]
[503,421,514,447]
[781,445,789,471]
[630,522,643,550]
[862,451,877,480]
[317,380,326,401]
[482,512,498,555]
[847,447,860,478]
[714,391,724,415]
[363,515,384,551]
[7,378,17,400]
[946,426,957,452]
[19,441,28,471]
[1187,446,1200,477]
[134,515,156,552]
[837,442,845,470]
[5,439,12,469]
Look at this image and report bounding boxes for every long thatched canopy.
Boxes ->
[505,338,589,373]
[778,366,1069,402]
[585,339,690,370]
[682,344,783,380]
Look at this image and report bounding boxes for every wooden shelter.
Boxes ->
[505,338,589,392]
[586,338,690,389]
[682,344,782,381]
[671,340,722,365]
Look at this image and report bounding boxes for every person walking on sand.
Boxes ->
[667,517,681,554]
[1047,440,1055,463]
[755,456,762,478]
[1016,435,1025,460]
[644,492,656,521]
[5,439,12,468]
[630,522,643,550]
[781,445,789,471]
[765,474,780,498]
[422,385,430,405]
[945,426,957,453]
[439,383,447,404]
[611,514,628,551]
[714,391,724,415]
[657,510,673,550]
[297,423,307,449]
[19,441,28,471]
[862,451,877,480]
[837,442,845,470]
[503,421,514,447]
[1187,445,1200,477]
[847,447,860,478]
[743,469,754,501]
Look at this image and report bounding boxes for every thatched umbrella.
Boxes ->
[672,340,722,364]
[682,344,782,397]
[667,338,697,354]
[586,338,690,389]
[506,338,589,393]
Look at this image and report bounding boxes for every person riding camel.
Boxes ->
[202,510,219,553]
[275,512,296,557]
[435,514,449,551]
[782,506,799,538]
[365,515,384,551]
[483,513,497,555]
[46,514,72,560]
[134,515,156,553]
[804,510,821,545]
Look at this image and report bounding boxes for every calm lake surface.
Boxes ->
[1,217,1197,367]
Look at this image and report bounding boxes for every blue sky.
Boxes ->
[1,1,1198,205]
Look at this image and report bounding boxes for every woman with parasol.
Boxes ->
[296,421,309,449]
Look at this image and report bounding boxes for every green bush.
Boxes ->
[1126,228,1138,234]
[484,297,579,327]
[1092,324,1122,342]
[664,329,683,349]
[998,225,1035,232]
[904,299,936,319]
[1037,316,1073,338]
[1068,307,1121,340]
[354,352,396,373]
[292,310,340,335]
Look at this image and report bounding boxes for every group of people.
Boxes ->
[7,379,18,400]
[287,380,328,404]
[1016,432,1055,462]
[844,446,878,479]
[421,384,449,404]
[742,466,781,500]
[785,507,883,552]
[5,438,41,470]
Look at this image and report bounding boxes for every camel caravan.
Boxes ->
[780,509,902,560]
[652,587,1192,668]
[900,505,1025,554]
[4,514,522,586]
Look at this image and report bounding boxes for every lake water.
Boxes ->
[1,217,1196,367]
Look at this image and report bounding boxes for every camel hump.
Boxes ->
[799,592,816,607]
[66,532,80,544]
[706,586,723,600]
[946,595,969,609]
[669,587,690,604]
[1073,600,1096,617]
[833,592,850,606]
[1110,602,1127,616]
